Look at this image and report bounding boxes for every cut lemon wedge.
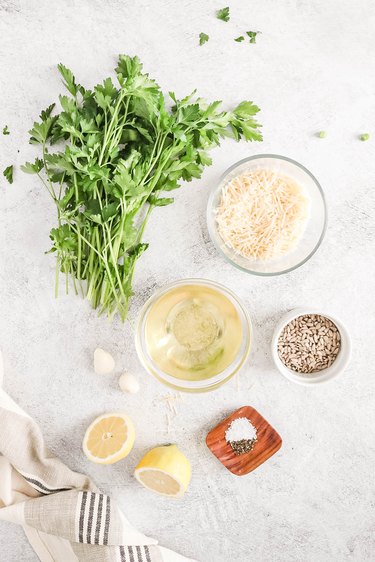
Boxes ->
[83,413,135,465]
[134,444,191,498]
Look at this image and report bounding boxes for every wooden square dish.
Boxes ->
[206,406,282,476]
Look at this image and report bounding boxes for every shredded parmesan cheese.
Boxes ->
[216,169,310,260]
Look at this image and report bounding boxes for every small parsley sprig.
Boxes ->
[2,125,10,135]
[216,7,230,22]
[3,165,13,184]
[23,55,262,320]
[199,32,209,45]
[246,31,260,43]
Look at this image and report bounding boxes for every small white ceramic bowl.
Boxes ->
[271,308,351,386]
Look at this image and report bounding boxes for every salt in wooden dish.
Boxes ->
[206,406,282,475]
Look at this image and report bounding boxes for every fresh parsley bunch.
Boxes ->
[23,55,262,320]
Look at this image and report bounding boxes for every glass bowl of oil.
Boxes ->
[135,279,252,392]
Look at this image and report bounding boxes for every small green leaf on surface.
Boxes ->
[2,125,10,135]
[246,31,259,43]
[318,131,327,138]
[217,7,230,22]
[360,133,370,141]
[3,165,14,184]
[234,36,245,42]
[199,32,209,46]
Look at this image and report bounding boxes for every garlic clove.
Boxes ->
[119,372,140,394]
[94,348,115,375]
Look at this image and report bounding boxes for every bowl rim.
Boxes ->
[135,277,252,392]
[207,153,328,276]
[271,308,352,386]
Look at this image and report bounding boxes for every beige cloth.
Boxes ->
[0,354,197,562]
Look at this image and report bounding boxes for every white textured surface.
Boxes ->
[0,1,375,561]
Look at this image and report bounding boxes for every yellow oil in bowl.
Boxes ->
[136,279,251,392]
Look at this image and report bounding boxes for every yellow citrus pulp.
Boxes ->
[83,413,135,465]
[134,444,191,498]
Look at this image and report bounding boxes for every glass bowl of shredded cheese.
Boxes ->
[207,154,327,275]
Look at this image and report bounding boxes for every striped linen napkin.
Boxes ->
[0,355,197,562]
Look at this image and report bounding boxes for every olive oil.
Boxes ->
[144,284,243,381]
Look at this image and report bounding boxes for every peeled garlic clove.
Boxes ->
[119,372,140,394]
[94,348,115,375]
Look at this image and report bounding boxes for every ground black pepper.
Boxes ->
[229,438,256,455]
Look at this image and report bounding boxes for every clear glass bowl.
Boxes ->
[135,278,252,392]
[207,154,327,275]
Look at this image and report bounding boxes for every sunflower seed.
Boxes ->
[277,314,341,376]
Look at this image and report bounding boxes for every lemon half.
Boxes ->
[134,444,191,498]
[83,413,135,465]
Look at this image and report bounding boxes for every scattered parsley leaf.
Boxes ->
[3,165,14,184]
[360,133,370,141]
[2,125,10,135]
[318,131,327,138]
[246,31,259,43]
[234,36,245,42]
[217,7,230,22]
[199,32,209,46]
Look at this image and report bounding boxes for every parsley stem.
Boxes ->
[104,221,129,306]
[94,227,126,317]
[37,172,58,204]
[42,143,56,198]
[98,90,128,165]
[65,220,102,258]
[141,132,166,185]
[71,266,78,295]
[106,97,130,159]
[73,174,83,295]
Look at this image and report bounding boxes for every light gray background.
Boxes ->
[0,1,374,561]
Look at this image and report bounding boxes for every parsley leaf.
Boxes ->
[234,36,245,42]
[57,64,79,96]
[21,158,44,174]
[3,165,14,184]
[2,125,10,135]
[246,31,259,43]
[216,7,230,22]
[199,32,209,45]
[24,55,262,321]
